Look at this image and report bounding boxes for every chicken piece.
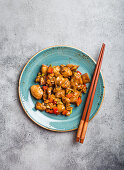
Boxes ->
[57,103,65,112]
[76,84,82,91]
[47,87,52,99]
[70,72,83,89]
[55,89,65,98]
[74,90,81,97]
[60,64,65,69]
[62,96,71,104]
[53,86,62,93]
[46,77,55,86]
[74,72,83,84]
[40,76,46,85]
[50,94,56,100]
[66,64,79,71]
[35,75,40,83]
[46,103,55,109]
[46,74,55,86]
[43,90,47,100]
[82,73,90,84]
[55,75,65,86]
[47,73,54,79]
[53,66,60,77]
[35,102,46,110]
[74,72,82,79]
[66,88,74,94]
[30,85,43,99]
[70,78,78,89]
[41,64,48,75]
[61,66,72,78]
[76,84,87,93]
[53,97,62,104]
[66,103,73,111]
[70,90,81,103]
[44,99,49,104]
[81,85,87,93]
[61,78,70,88]
[46,79,52,87]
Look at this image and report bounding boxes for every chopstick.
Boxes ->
[76,43,105,143]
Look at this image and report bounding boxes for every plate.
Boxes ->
[19,46,105,132]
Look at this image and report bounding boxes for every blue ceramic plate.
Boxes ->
[19,46,105,132]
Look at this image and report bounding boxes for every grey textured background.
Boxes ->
[0,0,124,170]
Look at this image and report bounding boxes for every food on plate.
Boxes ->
[30,85,43,100]
[30,64,90,116]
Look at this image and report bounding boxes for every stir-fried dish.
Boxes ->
[30,64,90,116]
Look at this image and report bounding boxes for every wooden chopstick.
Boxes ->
[80,44,105,143]
[76,43,105,143]
[76,44,105,142]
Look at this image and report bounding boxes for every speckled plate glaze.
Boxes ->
[19,46,105,132]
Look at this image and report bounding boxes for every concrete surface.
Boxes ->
[0,0,124,170]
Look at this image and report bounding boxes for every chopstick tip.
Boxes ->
[80,139,84,144]
[102,43,105,47]
[76,137,80,142]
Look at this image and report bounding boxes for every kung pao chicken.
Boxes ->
[30,64,90,116]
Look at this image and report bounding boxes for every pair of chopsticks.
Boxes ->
[76,43,105,144]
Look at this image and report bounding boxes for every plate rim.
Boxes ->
[18,45,105,132]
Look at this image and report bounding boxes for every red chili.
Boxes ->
[66,93,73,98]
[84,84,86,87]
[53,107,59,114]
[77,97,82,106]
[46,109,54,114]
[42,86,48,90]
[77,71,82,75]
[47,67,53,74]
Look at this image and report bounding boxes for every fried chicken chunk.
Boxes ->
[36,102,46,110]
[30,85,43,99]
[61,66,72,78]
[82,73,90,84]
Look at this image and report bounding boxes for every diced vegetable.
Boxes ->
[53,107,59,114]
[62,110,68,115]
[42,86,48,90]
[66,93,73,98]
[42,73,45,76]
[76,97,82,106]
[77,71,82,75]
[48,67,53,74]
